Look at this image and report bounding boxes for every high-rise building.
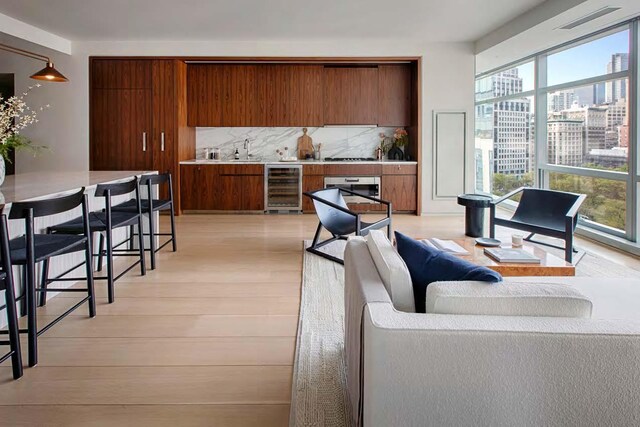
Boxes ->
[562,103,607,154]
[549,90,576,112]
[605,53,629,103]
[476,69,532,178]
[547,119,583,167]
[606,99,627,148]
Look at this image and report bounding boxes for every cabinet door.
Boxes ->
[378,65,411,127]
[91,59,151,89]
[223,65,259,126]
[180,165,201,210]
[302,175,324,213]
[289,65,323,126]
[242,175,265,211]
[152,60,176,176]
[323,67,378,125]
[91,88,152,170]
[382,175,417,212]
[187,64,224,126]
[217,175,242,210]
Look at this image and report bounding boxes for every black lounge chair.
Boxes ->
[489,187,586,263]
[304,188,392,264]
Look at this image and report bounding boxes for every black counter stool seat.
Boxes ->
[45,177,146,305]
[0,214,23,380]
[8,188,96,367]
[9,234,87,263]
[457,194,493,238]
[112,173,176,270]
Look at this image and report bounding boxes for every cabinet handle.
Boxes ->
[142,132,147,152]
[161,132,165,152]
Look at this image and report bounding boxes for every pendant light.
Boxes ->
[0,43,69,82]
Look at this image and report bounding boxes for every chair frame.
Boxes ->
[304,188,392,265]
[121,173,177,270]
[44,178,146,304]
[8,189,95,367]
[489,187,586,263]
[0,214,23,380]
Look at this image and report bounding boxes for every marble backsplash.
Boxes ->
[195,127,399,161]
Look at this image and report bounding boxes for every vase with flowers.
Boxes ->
[0,84,47,185]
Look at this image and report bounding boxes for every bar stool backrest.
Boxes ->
[9,188,87,220]
[95,177,142,213]
[139,173,174,212]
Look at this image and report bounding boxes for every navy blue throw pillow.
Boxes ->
[395,231,502,313]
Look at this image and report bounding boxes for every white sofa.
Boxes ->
[344,234,640,427]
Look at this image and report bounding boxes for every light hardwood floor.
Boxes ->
[0,213,638,426]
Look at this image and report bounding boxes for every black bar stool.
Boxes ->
[8,188,95,367]
[45,177,146,304]
[113,173,177,270]
[0,214,23,380]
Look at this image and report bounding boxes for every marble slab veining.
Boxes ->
[195,126,404,161]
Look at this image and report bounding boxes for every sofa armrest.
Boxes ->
[362,303,640,427]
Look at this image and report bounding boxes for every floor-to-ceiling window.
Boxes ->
[475,18,639,244]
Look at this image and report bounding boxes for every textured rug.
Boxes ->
[289,239,639,426]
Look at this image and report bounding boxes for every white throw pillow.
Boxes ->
[425,280,592,318]
[366,230,415,312]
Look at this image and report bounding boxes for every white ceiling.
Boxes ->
[0,0,546,42]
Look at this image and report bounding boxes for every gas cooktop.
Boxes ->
[324,157,377,162]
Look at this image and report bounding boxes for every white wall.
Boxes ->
[2,36,475,214]
[0,33,87,172]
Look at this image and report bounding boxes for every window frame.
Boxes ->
[475,18,639,242]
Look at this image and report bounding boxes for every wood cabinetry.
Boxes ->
[382,174,417,212]
[323,67,378,125]
[302,165,325,213]
[90,59,195,213]
[188,64,323,127]
[180,164,264,211]
[378,65,412,127]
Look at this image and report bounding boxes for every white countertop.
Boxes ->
[180,159,417,165]
[0,170,153,205]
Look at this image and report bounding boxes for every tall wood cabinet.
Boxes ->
[90,58,195,213]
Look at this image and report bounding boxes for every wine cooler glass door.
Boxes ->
[266,165,302,211]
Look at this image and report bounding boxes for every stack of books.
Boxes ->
[483,247,541,264]
[421,238,469,255]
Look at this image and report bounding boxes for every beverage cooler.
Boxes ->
[265,164,302,212]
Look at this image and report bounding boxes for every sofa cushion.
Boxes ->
[366,230,415,312]
[426,280,593,318]
[395,231,502,313]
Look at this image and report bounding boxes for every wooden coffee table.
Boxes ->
[453,238,575,277]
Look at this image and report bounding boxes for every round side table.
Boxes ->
[457,194,493,238]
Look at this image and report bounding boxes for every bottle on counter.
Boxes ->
[375,146,383,161]
[213,147,220,160]
[234,147,240,160]
[204,147,210,160]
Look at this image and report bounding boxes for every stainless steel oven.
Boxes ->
[324,176,381,204]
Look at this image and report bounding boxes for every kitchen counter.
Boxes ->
[180,159,417,165]
[0,170,154,205]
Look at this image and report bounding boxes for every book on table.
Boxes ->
[421,238,469,255]
[483,247,541,264]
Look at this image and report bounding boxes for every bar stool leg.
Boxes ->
[97,233,105,272]
[5,282,23,379]
[39,258,50,307]
[128,224,135,251]
[84,236,96,318]
[26,257,38,367]
[148,212,157,270]
[137,216,146,276]
[169,203,177,252]
[105,227,115,304]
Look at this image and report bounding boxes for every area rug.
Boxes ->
[289,239,639,426]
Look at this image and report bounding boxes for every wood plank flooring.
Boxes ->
[0,213,638,426]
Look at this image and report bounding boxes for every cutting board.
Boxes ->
[297,128,315,159]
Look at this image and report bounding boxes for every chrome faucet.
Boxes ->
[243,139,252,160]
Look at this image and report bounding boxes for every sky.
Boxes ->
[517,29,629,88]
